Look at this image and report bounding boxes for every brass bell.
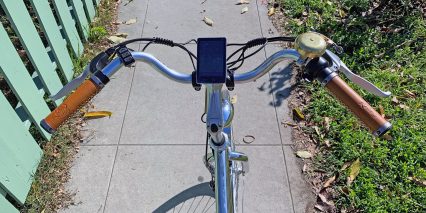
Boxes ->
[295,32,327,59]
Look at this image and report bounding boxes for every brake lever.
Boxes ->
[49,50,113,101]
[325,50,391,98]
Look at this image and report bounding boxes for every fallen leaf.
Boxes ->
[231,95,238,104]
[408,177,426,187]
[323,175,336,188]
[114,32,129,38]
[108,36,126,43]
[282,121,297,127]
[318,193,334,206]
[293,108,305,120]
[241,6,249,14]
[391,97,399,104]
[347,158,361,185]
[314,204,326,212]
[324,139,331,148]
[83,111,112,119]
[268,7,275,16]
[236,0,250,5]
[341,161,352,171]
[379,105,385,118]
[203,16,214,26]
[296,150,313,159]
[123,18,137,25]
[339,9,346,17]
[404,89,416,98]
[324,117,331,132]
[399,104,410,110]
[382,134,393,141]
[313,126,322,139]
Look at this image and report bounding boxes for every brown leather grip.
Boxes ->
[325,76,391,136]
[41,79,100,133]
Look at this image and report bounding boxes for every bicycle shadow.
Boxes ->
[257,64,294,107]
[153,182,216,213]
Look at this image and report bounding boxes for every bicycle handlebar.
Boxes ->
[41,43,391,136]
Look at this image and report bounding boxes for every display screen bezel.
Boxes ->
[196,37,227,84]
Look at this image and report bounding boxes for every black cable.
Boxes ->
[142,41,154,51]
[205,132,210,165]
[228,42,268,67]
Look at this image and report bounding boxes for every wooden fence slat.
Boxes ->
[0,93,42,205]
[70,0,89,41]
[83,0,96,21]
[0,193,19,213]
[0,25,52,140]
[52,0,84,57]
[29,0,75,82]
[0,1,64,97]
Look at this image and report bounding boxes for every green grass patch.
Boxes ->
[277,0,425,211]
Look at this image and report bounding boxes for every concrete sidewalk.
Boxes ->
[61,0,313,212]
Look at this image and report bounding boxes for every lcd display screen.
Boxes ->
[196,38,226,84]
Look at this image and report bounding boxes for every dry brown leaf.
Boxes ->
[123,18,137,25]
[318,193,334,206]
[379,105,385,118]
[241,6,249,14]
[323,175,336,188]
[268,7,275,16]
[114,32,129,38]
[399,104,410,110]
[314,126,320,135]
[108,36,126,43]
[296,150,313,159]
[203,16,214,26]
[314,204,326,212]
[391,96,399,104]
[282,121,297,127]
[408,177,426,187]
[404,89,416,98]
[382,134,393,141]
[324,117,331,132]
[324,139,331,148]
[347,158,361,185]
[341,161,352,171]
[236,0,250,5]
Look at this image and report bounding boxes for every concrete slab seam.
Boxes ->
[101,1,151,212]
[255,0,296,212]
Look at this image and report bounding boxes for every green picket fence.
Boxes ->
[0,0,100,211]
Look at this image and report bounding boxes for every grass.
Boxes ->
[22,0,119,212]
[275,0,426,212]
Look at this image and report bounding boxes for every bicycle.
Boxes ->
[40,32,392,213]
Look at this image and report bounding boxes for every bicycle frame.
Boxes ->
[205,83,249,213]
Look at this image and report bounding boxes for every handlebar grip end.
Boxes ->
[40,119,56,134]
[373,121,392,137]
